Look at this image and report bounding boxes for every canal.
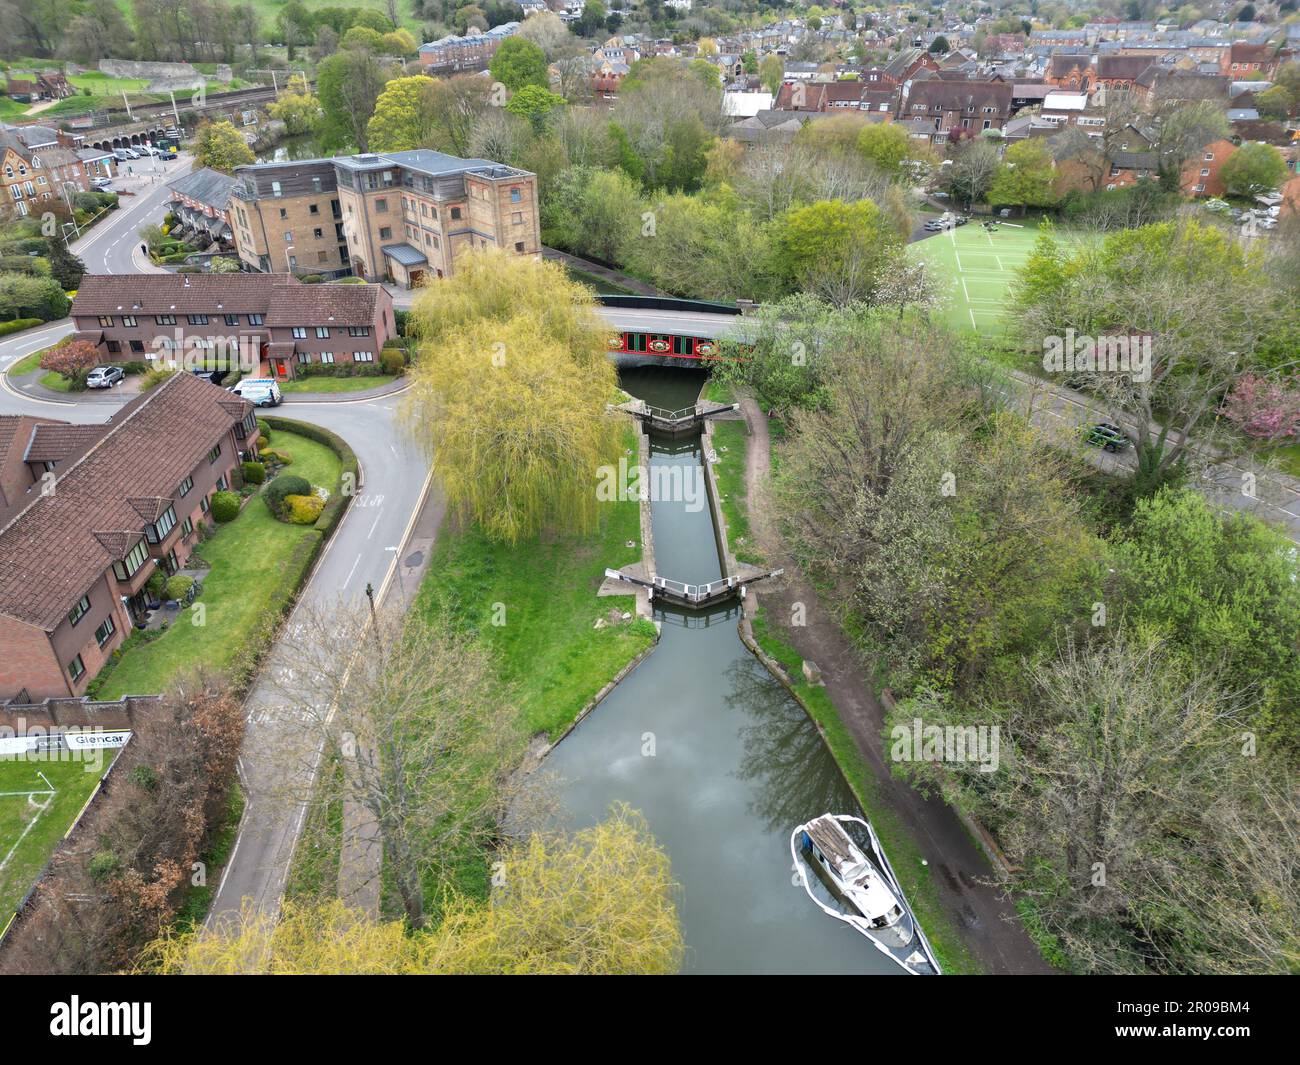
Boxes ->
[539,367,896,974]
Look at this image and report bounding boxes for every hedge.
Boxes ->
[259,416,359,537]
[285,493,325,525]
[0,317,42,337]
[210,489,241,523]
[241,460,266,485]
[164,574,194,601]
[263,474,311,517]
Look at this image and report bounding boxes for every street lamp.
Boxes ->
[284,244,295,275]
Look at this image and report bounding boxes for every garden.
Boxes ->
[91,424,343,699]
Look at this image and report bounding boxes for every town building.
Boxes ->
[417,22,520,74]
[901,79,1013,142]
[1,130,91,219]
[68,272,396,382]
[0,374,256,700]
[167,167,237,247]
[230,150,540,289]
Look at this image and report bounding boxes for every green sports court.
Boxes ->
[909,216,1074,335]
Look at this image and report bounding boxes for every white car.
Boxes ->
[228,377,282,407]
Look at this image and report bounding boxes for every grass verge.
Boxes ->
[92,430,340,698]
[280,374,398,394]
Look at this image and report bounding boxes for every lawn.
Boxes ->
[909,216,1091,336]
[709,417,764,566]
[280,374,398,394]
[93,430,341,698]
[416,431,657,739]
[0,756,114,923]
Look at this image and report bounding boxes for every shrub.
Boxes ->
[264,473,312,517]
[299,274,324,284]
[261,447,293,466]
[0,317,41,337]
[284,492,325,525]
[256,433,270,449]
[141,367,177,391]
[260,416,358,535]
[256,420,271,441]
[394,308,411,336]
[87,851,123,884]
[241,460,266,484]
[121,360,150,375]
[210,489,241,523]
[146,571,167,597]
[164,574,194,601]
[380,347,405,376]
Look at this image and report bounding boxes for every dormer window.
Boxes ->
[113,539,149,582]
[146,506,177,544]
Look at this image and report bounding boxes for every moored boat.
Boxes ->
[790,813,941,975]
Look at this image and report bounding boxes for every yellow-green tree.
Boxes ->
[267,75,322,136]
[404,250,619,543]
[192,120,254,173]
[366,75,438,153]
[141,808,684,974]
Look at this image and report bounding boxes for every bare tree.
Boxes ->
[269,604,522,930]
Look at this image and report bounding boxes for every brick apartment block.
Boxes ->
[0,374,257,700]
[229,150,540,289]
[68,273,395,381]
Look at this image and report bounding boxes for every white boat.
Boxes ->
[790,813,941,975]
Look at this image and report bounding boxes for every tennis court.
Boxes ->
[910,216,1066,335]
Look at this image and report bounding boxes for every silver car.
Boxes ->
[86,365,125,389]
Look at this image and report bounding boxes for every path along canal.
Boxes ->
[539,368,897,974]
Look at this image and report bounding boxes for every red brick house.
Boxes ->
[0,374,256,700]
[1222,43,1279,80]
[1180,138,1238,197]
[902,79,1012,142]
[68,273,396,381]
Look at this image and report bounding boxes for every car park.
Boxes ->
[86,365,125,389]
[1084,423,1130,453]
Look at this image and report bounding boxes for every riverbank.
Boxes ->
[709,391,1052,975]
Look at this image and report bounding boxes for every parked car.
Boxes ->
[86,365,125,389]
[91,177,114,192]
[229,377,282,407]
[953,214,970,225]
[1084,423,1130,453]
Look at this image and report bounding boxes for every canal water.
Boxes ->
[540,368,896,974]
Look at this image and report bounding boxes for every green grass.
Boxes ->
[1266,442,1300,479]
[39,371,74,393]
[0,96,29,122]
[7,343,58,378]
[417,435,656,739]
[710,418,763,566]
[93,430,340,698]
[909,216,1092,336]
[748,607,981,975]
[563,265,638,297]
[280,374,398,394]
[0,756,114,922]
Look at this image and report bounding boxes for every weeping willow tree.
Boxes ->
[404,250,620,543]
[140,808,684,975]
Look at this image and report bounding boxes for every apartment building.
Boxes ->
[167,167,237,245]
[902,80,1013,142]
[230,158,350,278]
[68,273,395,381]
[417,22,520,74]
[1,130,90,219]
[0,374,255,700]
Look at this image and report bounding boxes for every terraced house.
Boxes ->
[68,273,395,382]
[0,130,90,220]
[0,374,256,701]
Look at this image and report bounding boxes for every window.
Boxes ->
[216,474,227,492]
[375,198,388,212]
[129,340,145,353]
[279,208,287,219]
[292,327,307,339]
[450,207,461,220]
[512,212,523,225]
[510,187,522,203]
[248,314,263,325]
[310,203,320,215]
[316,326,330,338]
[208,443,222,464]
[297,351,311,364]
[320,352,335,364]
[288,256,298,270]
[284,231,293,243]
[348,326,370,337]
[224,314,239,326]
[67,595,91,627]
[1201,168,1210,176]
[200,496,209,514]
[155,314,176,325]
[1204,152,1214,161]
[147,505,176,544]
[112,539,149,582]
[122,315,136,327]
[514,242,524,253]
[106,340,121,354]
[95,615,116,648]
[353,351,374,362]
[312,177,323,193]
[182,515,194,537]
[186,314,209,325]
[179,475,193,496]
[379,227,392,240]
[313,227,323,239]
[98,315,113,327]
[271,180,282,197]
[68,654,85,682]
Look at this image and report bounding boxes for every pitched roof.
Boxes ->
[1097,55,1156,80]
[0,373,251,630]
[70,273,300,318]
[168,167,236,212]
[263,282,386,326]
[23,423,105,464]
